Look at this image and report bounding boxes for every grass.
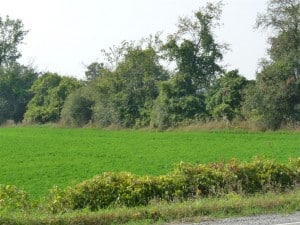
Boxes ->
[0,127,299,198]
[1,189,300,225]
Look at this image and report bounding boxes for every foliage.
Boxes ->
[0,16,37,125]
[246,0,300,129]
[24,73,81,124]
[256,0,300,64]
[151,74,206,129]
[0,64,38,124]
[46,173,181,212]
[244,61,299,129]
[46,158,300,212]
[85,62,111,82]
[1,2,300,130]
[1,188,300,225]
[93,46,167,128]
[0,16,28,66]
[61,86,95,126]
[150,2,225,129]
[0,97,9,124]
[90,71,122,127]
[162,2,224,91]
[233,157,299,193]
[206,70,248,121]
[0,185,29,212]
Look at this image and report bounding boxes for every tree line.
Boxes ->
[0,0,299,130]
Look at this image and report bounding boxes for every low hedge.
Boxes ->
[46,157,300,213]
[0,184,30,212]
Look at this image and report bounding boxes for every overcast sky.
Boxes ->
[0,0,269,80]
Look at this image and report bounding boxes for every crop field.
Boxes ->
[0,127,299,198]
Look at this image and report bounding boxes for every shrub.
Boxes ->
[0,185,29,212]
[174,161,237,196]
[61,87,95,127]
[47,172,185,213]
[47,158,300,213]
[232,158,297,193]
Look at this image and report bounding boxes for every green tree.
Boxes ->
[61,86,95,126]
[92,74,122,127]
[162,1,224,91]
[206,70,248,121]
[93,46,167,128]
[0,64,38,124]
[151,2,225,129]
[24,73,81,124]
[0,16,34,124]
[256,0,300,64]
[245,0,300,129]
[0,16,28,66]
[151,73,206,129]
[243,61,299,129]
[85,62,111,81]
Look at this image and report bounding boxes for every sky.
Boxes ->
[0,0,269,80]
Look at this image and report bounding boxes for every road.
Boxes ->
[170,212,300,225]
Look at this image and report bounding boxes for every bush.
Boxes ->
[61,87,95,127]
[47,173,185,212]
[174,161,237,196]
[0,185,29,212]
[47,158,300,213]
[233,158,297,193]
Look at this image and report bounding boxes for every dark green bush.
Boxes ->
[47,158,300,213]
[61,87,95,127]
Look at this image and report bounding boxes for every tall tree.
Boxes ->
[151,2,225,129]
[0,16,28,66]
[244,0,300,129]
[256,0,299,60]
[0,64,38,124]
[162,1,224,91]
[93,46,167,128]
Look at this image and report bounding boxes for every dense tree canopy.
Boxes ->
[0,15,34,125]
[1,1,300,130]
[151,73,206,129]
[206,70,248,121]
[0,64,38,124]
[92,45,167,128]
[149,2,225,129]
[24,73,81,124]
[244,0,300,129]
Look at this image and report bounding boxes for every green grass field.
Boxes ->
[0,127,299,198]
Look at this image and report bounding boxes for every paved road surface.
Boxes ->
[171,212,300,225]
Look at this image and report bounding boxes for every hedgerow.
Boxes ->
[46,157,300,213]
[1,158,299,214]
